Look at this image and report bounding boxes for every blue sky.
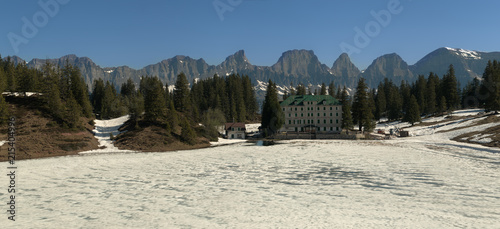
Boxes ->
[1,0,499,70]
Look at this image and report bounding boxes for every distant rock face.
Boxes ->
[363,53,414,86]
[411,47,500,84]
[331,53,361,87]
[6,47,500,101]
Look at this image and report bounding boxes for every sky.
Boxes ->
[1,0,500,70]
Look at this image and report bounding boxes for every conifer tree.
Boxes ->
[375,83,386,120]
[261,80,284,137]
[438,96,447,114]
[442,64,459,110]
[0,68,6,92]
[65,94,82,129]
[426,73,437,115]
[180,116,196,145]
[296,83,306,95]
[328,82,335,97]
[142,76,168,124]
[320,83,327,95]
[403,95,421,125]
[352,78,375,132]
[482,60,500,111]
[340,86,353,130]
[0,95,9,125]
[173,72,190,112]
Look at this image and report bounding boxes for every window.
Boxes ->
[336,127,339,131]
[293,120,295,124]
[336,113,338,117]
[330,127,333,131]
[301,108,303,111]
[336,119,339,124]
[295,113,297,117]
[283,108,285,111]
[330,107,333,110]
[336,107,338,110]
[317,120,320,124]
[317,107,320,111]
[295,107,297,111]
[318,113,320,117]
[301,113,303,117]
[323,107,326,110]
[330,113,332,116]
[324,113,326,117]
[289,114,291,117]
[323,120,326,124]
[289,120,291,124]
[330,119,333,124]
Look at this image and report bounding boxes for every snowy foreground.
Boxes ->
[1,111,500,228]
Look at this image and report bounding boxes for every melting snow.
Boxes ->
[80,115,135,154]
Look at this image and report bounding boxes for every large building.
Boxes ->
[280,95,342,133]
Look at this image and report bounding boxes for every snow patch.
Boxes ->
[105,69,114,74]
[445,47,482,59]
[80,115,135,154]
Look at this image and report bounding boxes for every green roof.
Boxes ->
[280,95,341,106]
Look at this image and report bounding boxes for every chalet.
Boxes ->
[225,122,246,139]
[280,95,342,133]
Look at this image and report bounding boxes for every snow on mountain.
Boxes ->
[445,47,482,60]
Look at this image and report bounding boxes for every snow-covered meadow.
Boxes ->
[1,110,499,228]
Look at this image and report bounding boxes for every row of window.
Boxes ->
[284,106,339,112]
[288,119,339,125]
[294,126,340,131]
[289,113,339,117]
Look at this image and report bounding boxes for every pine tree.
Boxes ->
[375,83,386,120]
[0,68,7,93]
[328,82,335,97]
[320,83,327,95]
[403,95,421,125]
[482,60,500,111]
[261,80,284,137]
[426,73,437,115]
[415,75,427,114]
[442,64,459,110]
[91,79,106,117]
[352,78,375,132]
[0,95,9,125]
[173,72,190,112]
[65,94,82,129]
[180,117,196,145]
[143,77,168,124]
[296,83,306,95]
[5,59,17,92]
[438,96,447,114]
[167,99,178,131]
[340,86,353,130]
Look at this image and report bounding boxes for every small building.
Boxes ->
[225,122,246,139]
[280,95,342,133]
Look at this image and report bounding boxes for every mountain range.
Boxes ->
[4,47,500,97]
